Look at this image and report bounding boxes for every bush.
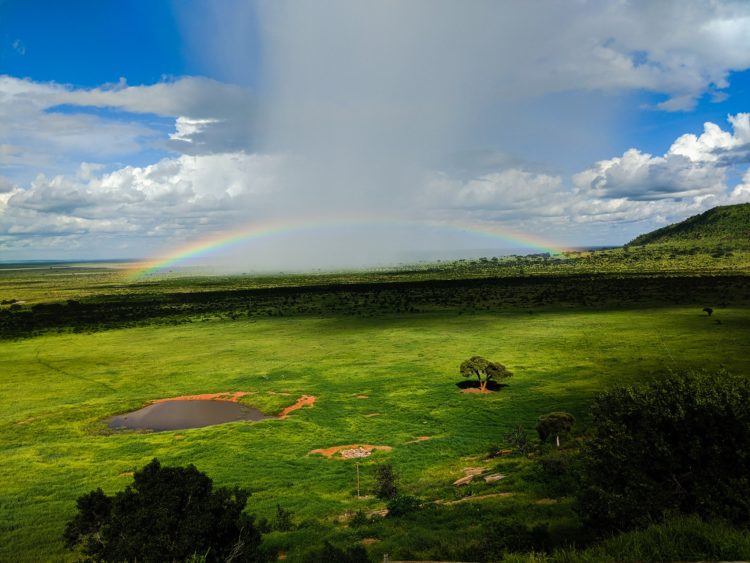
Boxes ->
[387,495,422,517]
[552,515,750,562]
[578,370,750,533]
[272,504,295,531]
[536,412,575,445]
[505,424,531,455]
[464,519,551,560]
[533,450,580,497]
[63,459,265,562]
[349,510,369,528]
[374,464,398,500]
[300,541,371,562]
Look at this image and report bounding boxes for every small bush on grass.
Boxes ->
[505,424,532,455]
[349,510,369,528]
[373,464,398,500]
[273,504,295,531]
[387,495,422,517]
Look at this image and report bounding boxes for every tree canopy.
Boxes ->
[460,355,512,391]
[578,371,750,533]
[64,459,265,562]
[536,412,575,446]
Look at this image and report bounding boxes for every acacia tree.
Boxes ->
[460,356,512,391]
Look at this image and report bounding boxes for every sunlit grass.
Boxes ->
[1,306,749,559]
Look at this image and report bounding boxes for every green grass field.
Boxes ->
[2,305,749,560]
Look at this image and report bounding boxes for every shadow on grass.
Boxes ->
[455,380,508,392]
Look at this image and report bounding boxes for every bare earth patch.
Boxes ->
[364,413,380,417]
[309,444,392,458]
[454,466,490,486]
[461,387,493,394]
[405,436,431,444]
[151,391,253,403]
[278,395,316,418]
[354,394,369,399]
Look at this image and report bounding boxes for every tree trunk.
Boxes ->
[556,434,560,448]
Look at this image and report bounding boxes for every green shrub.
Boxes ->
[387,495,422,517]
[546,516,750,562]
[349,510,369,528]
[273,504,295,531]
[536,412,575,445]
[505,424,532,455]
[533,449,580,497]
[299,541,370,562]
[464,519,551,561]
[373,464,398,500]
[578,370,750,533]
[63,459,265,562]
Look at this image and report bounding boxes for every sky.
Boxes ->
[1,0,750,269]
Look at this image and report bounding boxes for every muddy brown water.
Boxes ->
[109,400,268,431]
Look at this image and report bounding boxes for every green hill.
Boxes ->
[628,203,750,247]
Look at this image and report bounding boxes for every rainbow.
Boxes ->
[127,216,570,279]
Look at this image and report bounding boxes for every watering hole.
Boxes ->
[109,399,268,431]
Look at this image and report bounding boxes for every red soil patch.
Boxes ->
[309,444,392,458]
[151,391,253,403]
[405,436,431,444]
[361,538,380,545]
[278,395,316,419]
[461,388,493,394]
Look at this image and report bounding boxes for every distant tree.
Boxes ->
[536,412,576,447]
[374,464,398,500]
[460,356,512,391]
[578,371,750,533]
[63,459,265,562]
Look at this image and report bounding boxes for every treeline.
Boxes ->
[2,274,749,338]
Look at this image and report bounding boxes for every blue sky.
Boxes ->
[0,1,749,266]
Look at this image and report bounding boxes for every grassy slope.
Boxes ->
[2,307,749,560]
[629,203,750,246]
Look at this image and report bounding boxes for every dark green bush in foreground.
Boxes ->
[540,515,750,562]
[64,459,265,562]
[578,370,750,533]
[299,541,370,563]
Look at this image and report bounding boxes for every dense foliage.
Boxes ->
[536,412,575,444]
[578,370,750,533]
[460,355,512,390]
[63,459,265,562]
